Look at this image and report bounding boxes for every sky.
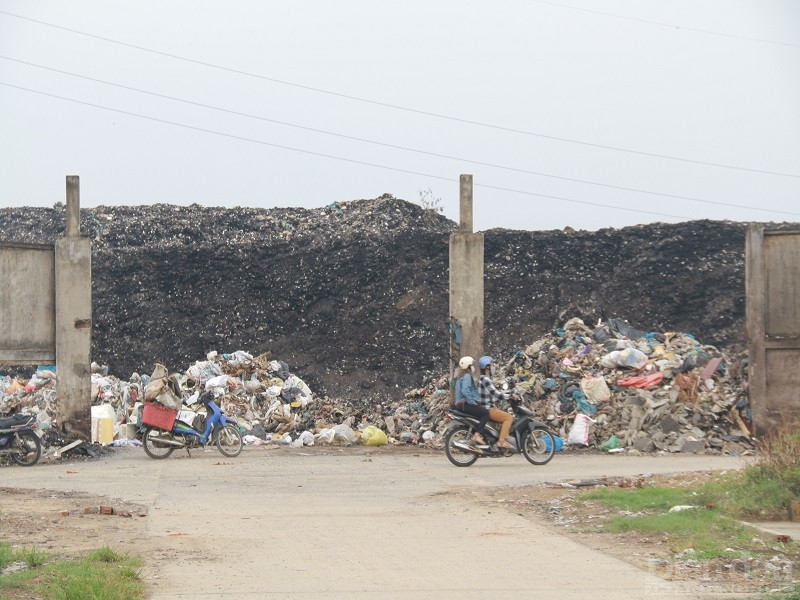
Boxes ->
[1,1,799,232]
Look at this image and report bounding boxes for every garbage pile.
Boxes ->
[0,317,753,456]
[0,350,407,451]
[402,317,753,455]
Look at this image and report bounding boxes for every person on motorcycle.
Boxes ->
[454,356,490,445]
[477,356,516,450]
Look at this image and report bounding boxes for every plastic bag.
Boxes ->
[314,428,336,444]
[567,414,594,446]
[600,348,648,370]
[333,424,357,444]
[361,425,388,446]
[580,376,611,403]
[600,435,621,451]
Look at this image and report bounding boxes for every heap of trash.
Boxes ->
[401,317,753,455]
[0,317,753,456]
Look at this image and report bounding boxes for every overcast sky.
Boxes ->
[1,1,798,232]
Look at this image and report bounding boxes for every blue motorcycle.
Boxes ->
[141,392,242,459]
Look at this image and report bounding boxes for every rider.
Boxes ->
[477,356,515,450]
[454,356,490,445]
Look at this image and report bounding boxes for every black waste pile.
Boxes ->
[2,196,784,405]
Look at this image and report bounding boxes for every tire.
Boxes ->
[142,427,176,459]
[9,430,41,466]
[444,426,479,467]
[522,427,555,465]
[216,424,243,457]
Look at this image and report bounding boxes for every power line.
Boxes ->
[531,0,800,49]
[5,54,799,218]
[0,81,690,221]
[1,8,798,180]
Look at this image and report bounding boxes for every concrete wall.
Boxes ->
[746,225,800,435]
[0,176,92,439]
[0,242,56,364]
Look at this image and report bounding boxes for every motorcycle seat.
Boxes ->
[450,408,475,419]
[0,414,33,429]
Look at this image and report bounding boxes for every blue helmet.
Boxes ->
[478,356,493,370]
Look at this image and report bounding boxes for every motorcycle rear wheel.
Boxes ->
[142,427,176,459]
[216,424,243,457]
[522,428,555,465]
[10,430,41,466]
[445,426,479,467]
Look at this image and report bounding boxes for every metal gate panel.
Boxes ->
[746,226,800,435]
[765,233,800,336]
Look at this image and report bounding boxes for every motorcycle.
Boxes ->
[140,392,243,459]
[0,413,42,466]
[444,397,555,467]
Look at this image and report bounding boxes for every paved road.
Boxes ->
[4,446,748,599]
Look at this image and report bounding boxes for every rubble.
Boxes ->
[0,315,754,455]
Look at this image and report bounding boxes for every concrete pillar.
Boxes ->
[449,175,484,381]
[55,176,92,438]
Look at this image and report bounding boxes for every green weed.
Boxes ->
[583,485,692,511]
[19,546,48,568]
[604,507,760,556]
[0,542,14,570]
[763,583,800,600]
[0,545,145,600]
[86,546,122,563]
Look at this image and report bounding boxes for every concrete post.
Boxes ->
[55,176,92,438]
[449,175,484,384]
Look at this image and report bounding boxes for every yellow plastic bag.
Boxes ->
[361,425,388,446]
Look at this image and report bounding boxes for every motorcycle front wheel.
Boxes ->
[444,426,479,467]
[142,427,176,459]
[522,427,555,465]
[10,430,41,466]
[216,424,243,457]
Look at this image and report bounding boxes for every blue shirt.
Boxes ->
[455,372,480,405]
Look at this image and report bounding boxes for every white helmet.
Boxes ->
[458,356,475,370]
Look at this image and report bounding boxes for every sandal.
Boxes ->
[497,440,513,449]
[472,433,486,445]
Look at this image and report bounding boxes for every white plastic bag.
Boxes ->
[314,428,336,444]
[332,423,357,444]
[599,348,648,370]
[567,414,594,446]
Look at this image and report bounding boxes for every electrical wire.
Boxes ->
[4,55,798,218]
[531,0,800,49]
[1,8,798,179]
[0,81,691,221]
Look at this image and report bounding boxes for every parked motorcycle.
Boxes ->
[444,397,555,467]
[141,392,242,459]
[0,413,41,466]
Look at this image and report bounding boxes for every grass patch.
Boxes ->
[583,485,692,511]
[579,427,800,562]
[0,545,145,600]
[763,583,800,600]
[18,547,48,568]
[604,506,758,557]
[0,542,14,570]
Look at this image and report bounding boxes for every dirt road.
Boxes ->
[0,446,748,599]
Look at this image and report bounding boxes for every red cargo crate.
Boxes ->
[141,402,178,431]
